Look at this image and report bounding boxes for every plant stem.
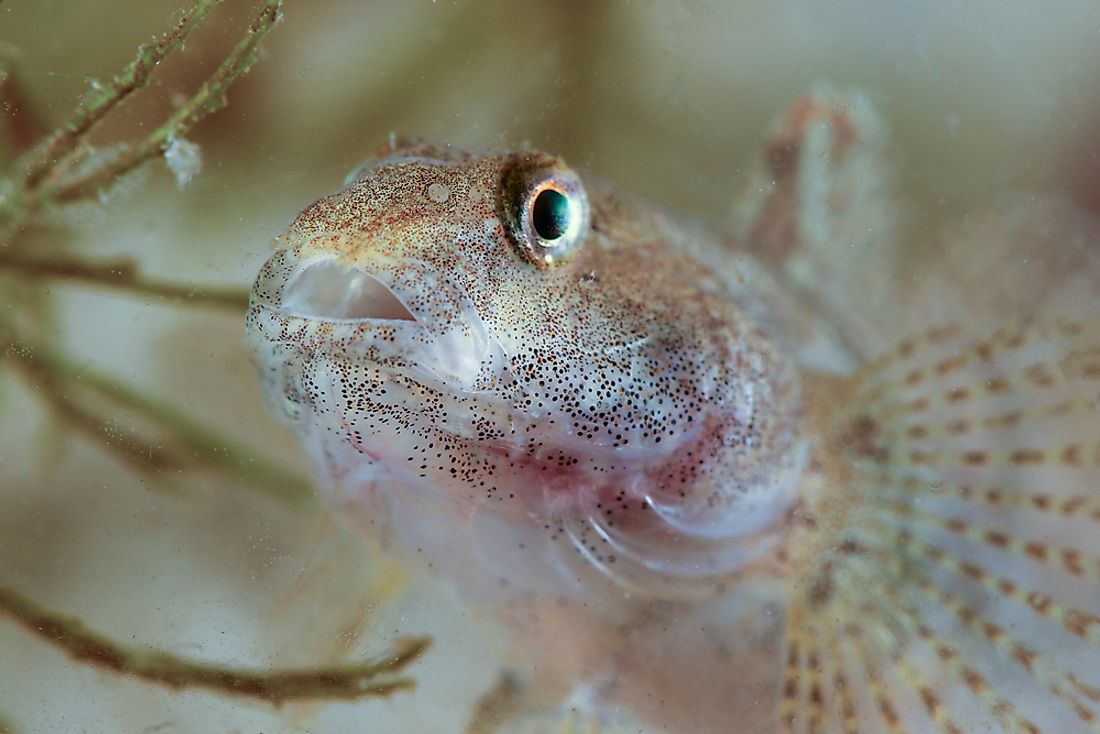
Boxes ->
[21,0,225,190]
[18,356,192,477]
[40,0,284,208]
[0,579,430,704]
[3,332,313,504]
[0,250,250,311]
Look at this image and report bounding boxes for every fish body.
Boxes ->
[246,91,1100,733]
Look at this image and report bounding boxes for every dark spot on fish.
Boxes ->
[1010,448,1046,465]
[962,451,989,466]
[947,387,970,404]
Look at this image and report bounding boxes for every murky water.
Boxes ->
[2,2,1099,733]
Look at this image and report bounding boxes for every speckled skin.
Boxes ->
[247,139,811,600]
[247,99,1100,733]
[245,136,824,731]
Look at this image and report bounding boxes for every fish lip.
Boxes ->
[245,250,430,372]
[269,255,423,326]
[248,248,506,393]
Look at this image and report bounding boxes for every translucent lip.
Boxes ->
[277,258,419,324]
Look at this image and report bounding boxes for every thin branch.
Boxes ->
[4,334,313,504]
[6,340,197,479]
[0,579,430,704]
[21,0,225,189]
[42,0,283,207]
[0,250,249,311]
[37,369,191,476]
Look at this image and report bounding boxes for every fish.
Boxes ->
[244,87,1100,733]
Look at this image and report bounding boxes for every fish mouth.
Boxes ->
[277,257,419,324]
[248,248,507,393]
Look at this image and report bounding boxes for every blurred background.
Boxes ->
[1,1,1099,732]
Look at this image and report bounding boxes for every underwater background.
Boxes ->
[2,1,1100,732]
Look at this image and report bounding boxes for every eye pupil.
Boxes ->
[532,189,570,241]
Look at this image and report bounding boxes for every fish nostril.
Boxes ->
[280,259,417,322]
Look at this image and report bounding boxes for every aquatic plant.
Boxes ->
[0,1,428,723]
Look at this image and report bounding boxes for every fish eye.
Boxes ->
[532,188,570,240]
[502,156,590,268]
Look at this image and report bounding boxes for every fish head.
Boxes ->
[246,140,805,598]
